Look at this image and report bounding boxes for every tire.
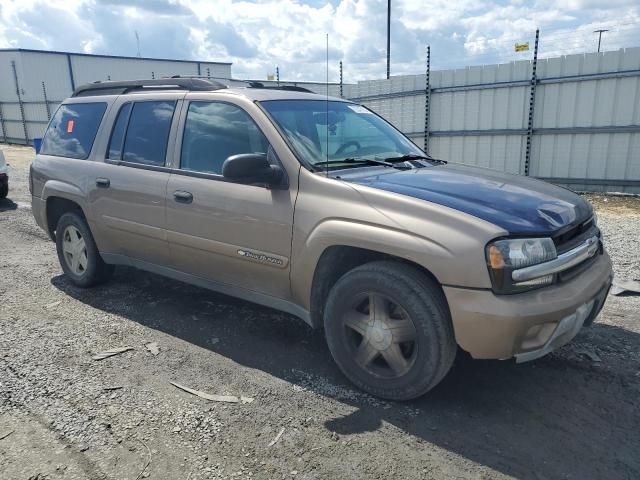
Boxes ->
[324,261,456,400]
[55,212,114,287]
[0,182,7,199]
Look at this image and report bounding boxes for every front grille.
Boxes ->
[550,216,602,282]
[553,217,599,255]
[558,253,599,282]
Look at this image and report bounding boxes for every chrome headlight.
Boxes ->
[486,237,557,294]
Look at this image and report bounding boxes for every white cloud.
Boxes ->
[0,0,638,81]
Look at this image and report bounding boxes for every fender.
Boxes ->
[38,180,92,237]
[290,218,455,310]
[42,179,89,212]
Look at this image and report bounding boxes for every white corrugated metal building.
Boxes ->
[0,48,232,143]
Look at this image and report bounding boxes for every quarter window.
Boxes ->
[180,101,268,174]
[40,102,107,159]
[114,101,176,166]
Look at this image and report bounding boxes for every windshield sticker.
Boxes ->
[347,104,372,114]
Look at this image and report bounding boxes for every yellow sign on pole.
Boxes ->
[267,74,275,81]
[515,42,530,52]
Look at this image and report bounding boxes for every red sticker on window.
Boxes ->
[66,120,75,133]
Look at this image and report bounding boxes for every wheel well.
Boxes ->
[46,197,85,241]
[309,245,440,328]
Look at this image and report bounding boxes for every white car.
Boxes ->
[0,149,8,198]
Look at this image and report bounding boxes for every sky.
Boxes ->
[0,0,638,82]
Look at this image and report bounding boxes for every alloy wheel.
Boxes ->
[62,225,88,276]
[343,292,418,378]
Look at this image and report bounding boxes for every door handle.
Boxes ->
[96,177,110,188]
[173,190,193,204]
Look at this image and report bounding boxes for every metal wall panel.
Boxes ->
[526,48,640,191]
[0,51,21,102]
[198,62,233,79]
[429,135,525,174]
[346,47,640,192]
[17,51,72,102]
[71,55,198,85]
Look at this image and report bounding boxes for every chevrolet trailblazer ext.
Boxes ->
[30,78,612,400]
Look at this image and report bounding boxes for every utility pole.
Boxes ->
[386,0,391,79]
[594,29,608,53]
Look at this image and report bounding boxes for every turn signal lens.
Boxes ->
[488,245,505,269]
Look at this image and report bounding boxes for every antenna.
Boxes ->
[135,30,141,57]
[325,33,329,178]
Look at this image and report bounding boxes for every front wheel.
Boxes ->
[324,261,456,400]
[55,212,114,287]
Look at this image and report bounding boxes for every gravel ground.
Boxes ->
[1,144,639,480]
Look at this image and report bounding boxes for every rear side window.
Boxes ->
[180,101,268,174]
[41,102,107,159]
[120,101,176,166]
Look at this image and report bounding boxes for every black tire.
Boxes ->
[0,182,7,199]
[55,212,114,287]
[324,261,456,400]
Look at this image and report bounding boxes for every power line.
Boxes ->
[453,24,640,64]
[462,19,640,49]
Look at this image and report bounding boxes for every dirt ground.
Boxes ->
[1,144,639,480]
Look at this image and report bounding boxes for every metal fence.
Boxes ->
[346,45,640,193]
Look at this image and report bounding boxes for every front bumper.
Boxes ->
[444,251,613,360]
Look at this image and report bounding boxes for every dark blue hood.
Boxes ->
[340,163,593,235]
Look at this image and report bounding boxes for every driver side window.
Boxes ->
[181,101,268,175]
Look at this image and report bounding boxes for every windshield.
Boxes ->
[260,100,423,169]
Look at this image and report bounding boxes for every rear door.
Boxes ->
[88,94,182,265]
[165,97,296,299]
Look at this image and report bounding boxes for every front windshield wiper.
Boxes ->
[322,158,411,170]
[382,154,447,165]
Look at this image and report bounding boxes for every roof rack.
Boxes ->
[72,78,227,97]
[245,81,313,93]
[171,75,314,93]
[167,76,314,93]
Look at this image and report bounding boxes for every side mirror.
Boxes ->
[222,153,284,187]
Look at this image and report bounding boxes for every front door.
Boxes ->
[167,101,295,298]
[165,99,296,299]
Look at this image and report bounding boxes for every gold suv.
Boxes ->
[30,78,613,400]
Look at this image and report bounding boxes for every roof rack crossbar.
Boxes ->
[72,78,227,97]
[261,85,314,93]
[166,76,313,93]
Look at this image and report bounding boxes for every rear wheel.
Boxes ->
[55,212,113,287]
[0,182,7,199]
[324,261,456,400]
